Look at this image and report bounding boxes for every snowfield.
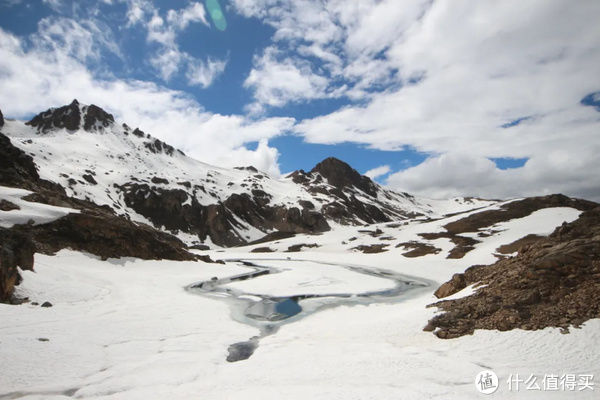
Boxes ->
[0,186,79,228]
[1,205,598,399]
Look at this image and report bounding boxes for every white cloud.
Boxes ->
[364,165,391,180]
[149,47,182,81]
[186,57,227,88]
[125,0,151,26]
[124,0,224,86]
[386,150,600,201]
[244,47,330,109]
[34,17,123,63]
[233,0,430,108]
[284,0,600,200]
[167,2,209,30]
[0,27,291,176]
[42,0,62,11]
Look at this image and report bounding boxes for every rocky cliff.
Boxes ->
[425,204,600,338]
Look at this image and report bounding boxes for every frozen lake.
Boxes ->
[187,258,431,362]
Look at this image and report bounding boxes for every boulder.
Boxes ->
[0,228,35,303]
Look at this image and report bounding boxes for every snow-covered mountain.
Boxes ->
[1,100,494,247]
[2,101,599,399]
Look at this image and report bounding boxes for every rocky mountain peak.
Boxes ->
[26,99,114,133]
[311,157,378,197]
[0,108,4,128]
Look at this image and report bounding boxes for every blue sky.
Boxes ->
[0,0,599,199]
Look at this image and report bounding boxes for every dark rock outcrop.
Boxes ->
[0,228,35,303]
[117,183,245,246]
[352,244,389,253]
[496,234,544,255]
[418,194,596,259]
[433,273,466,299]
[311,157,378,197]
[250,247,275,253]
[118,183,330,247]
[82,104,114,131]
[1,131,196,264]
[286,243,319,252]
[144,138,179,156]
[418,231,480,259]
[396,241,442,257]
[426,204,600,338]
[444,194,596,235]
[17,211,195,261]
[26,99,82,132]
[287,158,415,225]
[26,100,115,133]
[0,108,4,127]
[0,132,40,187]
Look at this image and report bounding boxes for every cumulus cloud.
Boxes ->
[0,27,292,176]
[244,47,331,110]
[233,0,431,108]
[240,0,600,200]
[364,165,391,180]
[386,150,600,201]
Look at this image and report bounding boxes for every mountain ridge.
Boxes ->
[2,101,474,248]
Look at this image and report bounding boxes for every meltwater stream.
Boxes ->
[185,258,430,362]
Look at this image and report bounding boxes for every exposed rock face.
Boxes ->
[496,234,544,255]
[0,132,40,188]
[0,108,4,127]
[433,273,466,299]
[288,157,411,225]
[1,132,196,264]
[425,205,600,338]
[144,138,182,156]
[82,104,115,131]
[352,244,389,253]
[17,211,195,261]
[26,99,82,132]
[118,183,330,247]
[417,194,598,259]
[311,157,378,197]
[0,229,35,303]
[26,100,116,133]
[396,241,442,258]
[443,194,596,234]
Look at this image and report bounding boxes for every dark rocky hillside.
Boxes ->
[117,183,330,247]
[0,128,197,303]
[425,204,600,338]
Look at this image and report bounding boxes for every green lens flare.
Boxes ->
[205,0,227,31]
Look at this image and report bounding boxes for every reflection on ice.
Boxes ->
[246,298,302,321]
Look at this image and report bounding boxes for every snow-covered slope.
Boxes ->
[1,100,495,247]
